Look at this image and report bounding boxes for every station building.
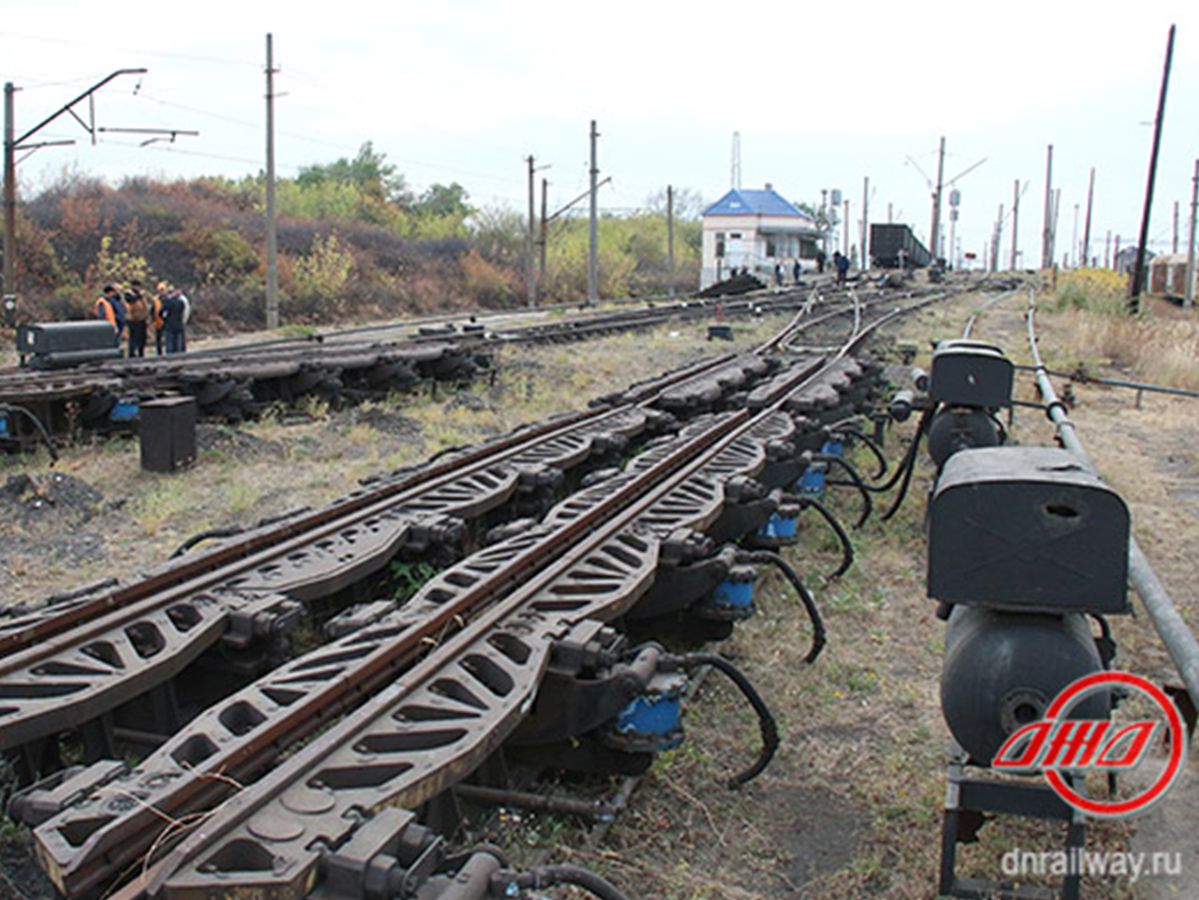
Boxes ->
[699,186,824,288]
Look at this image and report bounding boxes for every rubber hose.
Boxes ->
[510,864,631,900]
[681,652,781,788]
[797,497,854,578]
[813,454,872,527]
[880,407,933,522]
[834,426,887,479]
[2,404,58,462]
[743,550,827,663]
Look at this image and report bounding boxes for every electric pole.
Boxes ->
[991,204,1003,273]
[265,34,279,330]
[1082,168,1095,269]
[860,176,869,272]
[667,185,676,297]
[929,136,945,263]
[1071,203,1079,268]
[587,120,599,306]
[3,83,14,326]
[843,199,850,259]
[526,155,536,307]
[1173,201,1180,254]
[1041,144,1054,269]
[1130,24,1176,313]
[1010,179,1020,271]
[539,177,548,291]
[4,67,156,324]
[1185,158,1197,309]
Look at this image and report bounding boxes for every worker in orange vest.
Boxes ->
[93,285,125,348]
[152,281,167,355]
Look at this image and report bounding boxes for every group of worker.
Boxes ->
[93,281,190,356]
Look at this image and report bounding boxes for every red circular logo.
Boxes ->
[1041,671,1187,819]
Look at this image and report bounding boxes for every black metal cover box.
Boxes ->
[18,321,116,354]
[928,446,1129,613]
[140,397,197,473]
[929,340,1013,408]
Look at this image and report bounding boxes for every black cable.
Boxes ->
[880,407,933,522]
[680,652,780,788]
[170,525,245,558]
[1,403,58,462]
[504,864,631,900]
[813,454,872,527]
[170,507,312,557]
[833,426,887,479]
[741,550,826,662]
[796,497,854,578]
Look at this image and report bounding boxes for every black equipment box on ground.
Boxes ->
[140,397,197,473]
[17,322,122,369]
[929,340,1013,409]
[928,446,1130,614]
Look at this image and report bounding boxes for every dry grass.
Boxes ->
[1046,269,1199,390]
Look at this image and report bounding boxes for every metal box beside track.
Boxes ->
[140,396,197,472]
[928,446,1130,614]
[17,321,122,369]
[928,340,1013,409]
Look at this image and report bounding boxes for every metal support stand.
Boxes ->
[939,747,1086,900]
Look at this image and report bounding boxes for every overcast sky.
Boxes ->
[3,0,1198,268]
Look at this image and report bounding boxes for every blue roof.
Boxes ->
[702,188,806,218]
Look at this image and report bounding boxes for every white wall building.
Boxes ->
[700,186,823,288]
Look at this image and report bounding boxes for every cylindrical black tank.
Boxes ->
[940,606,1108,762]
[926,407,1002,468]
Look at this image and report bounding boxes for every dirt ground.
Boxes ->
[1,281,1196,899]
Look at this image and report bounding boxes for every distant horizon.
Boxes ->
[3,1,1197,267]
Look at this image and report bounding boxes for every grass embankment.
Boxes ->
[1051,269,1199,390]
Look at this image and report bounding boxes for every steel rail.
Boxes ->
[14,293,922,895]
[1025,292,1199,706]
[112,297,927,900]
[2,290,855,655]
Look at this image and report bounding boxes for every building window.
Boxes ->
[715,232,725,258]
[766,239,776,258]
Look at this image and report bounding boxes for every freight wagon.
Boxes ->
[870,223,932,269]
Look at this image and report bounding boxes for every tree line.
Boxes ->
[8,143,702,333]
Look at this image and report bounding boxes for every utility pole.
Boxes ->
[1173,201,1180,254]
[929,136,946,262]
[843,199,850,259]
[1082,168,1095,270]
[991,204,1003,273]
[1041,144,1054,269]
[667,185,676,297]
[587,120,599,306]
[731,131,741,189]
[860,177,869,271]
[1185,158,1197,309]
[1105,231,1112,269]
[539,177,548,291]
[1010,179,1021,271]
[887,202,893,224]
[1131,24,1176,313]
[265,34,279,330]
[3,68,153,325]
[526,155,536,307]
[1051,188,1061,268]
[3,83,14,326]
[1071,203,1080,268]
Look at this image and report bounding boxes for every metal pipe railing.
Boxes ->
[1026,292,1199,705]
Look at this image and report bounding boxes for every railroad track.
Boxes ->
[0,283,930,449]
[2,285,952,898]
